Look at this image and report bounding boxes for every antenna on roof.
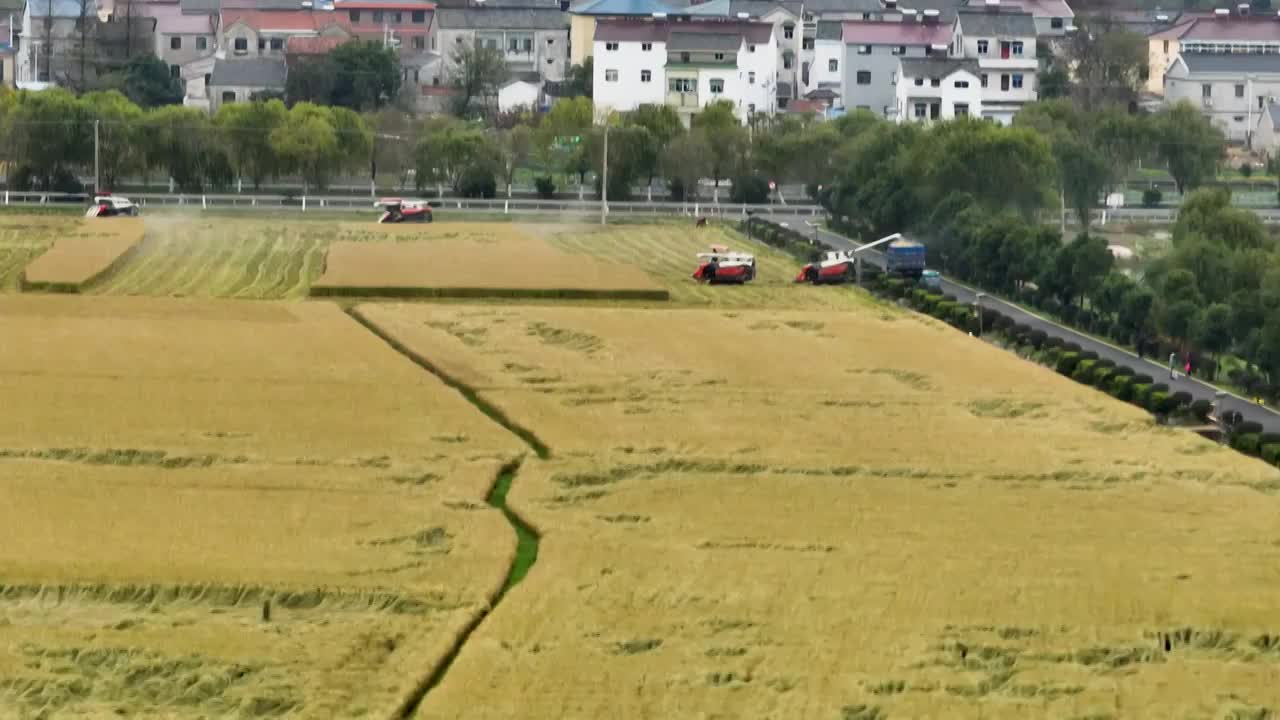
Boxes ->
[1214,7,1229,16]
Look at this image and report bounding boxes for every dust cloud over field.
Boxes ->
[0,296,524,718]
[360,303,1280,720]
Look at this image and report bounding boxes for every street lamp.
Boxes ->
[974,292,986,336]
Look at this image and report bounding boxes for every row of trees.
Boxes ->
[0,88,372,192]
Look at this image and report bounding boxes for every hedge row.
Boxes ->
[741,218,831,262]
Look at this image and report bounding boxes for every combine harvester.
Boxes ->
[795,233,927,285]
[85,193,140,217]
[692,245,756,285]
[375,198,433,223]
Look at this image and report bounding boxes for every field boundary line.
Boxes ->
[345,306,551,459]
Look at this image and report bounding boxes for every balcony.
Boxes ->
[667,91,699,108]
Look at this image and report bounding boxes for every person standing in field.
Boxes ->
[1169,352,1177,379]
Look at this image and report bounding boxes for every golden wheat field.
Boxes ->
[0,295,525,718]
[355,303,1280,719]
[20,217,144,291]
[311,223,667,300]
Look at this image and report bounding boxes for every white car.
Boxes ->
[85,194,139,217]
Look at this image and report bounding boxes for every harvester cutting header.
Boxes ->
[692,245,756,285]
[375,198,433,223]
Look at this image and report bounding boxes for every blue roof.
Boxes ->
[572,0,677,16]
[682,0,731,14]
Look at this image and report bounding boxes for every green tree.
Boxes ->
[215,99,287,189]
[1194,303,1235,378]
[498,124,533,196]
[369,108,419,191]
[285,57,337,107]
[5,88,93,189]
[915,119,1055,217]
[82,90,144,190]
[1119,284,1156,339]
[270,103,340,192]
[414,120,499,193]
[663,129,712,201]
[692,100,746,192]
[140,105,219,191]
[450,43,508,118]
[1258,313,1280,382]
[1061,16,1147,109]
[119,54,183,108]
[535,97,593,184]
[562,57,593,98]
[329,41,401,111]
[328,106,374,180]
[627,103,683,186]
[1161,299,1201,348]
[1154,102,1225,194]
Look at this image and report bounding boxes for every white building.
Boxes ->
[952,3,1037,124]
[593,18,777,125]
[498,74,542,111]
[895,56,982,121]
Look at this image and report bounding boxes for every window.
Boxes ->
[783,23,794,39]
[373,10,383,21]
[234,37,247,51]
[856,70,870,84]
[413,10,425,22]
[913,77,923,86]
[1201,83,1211,98]
[393,12,402,23]
[669,78,694,92]
[413,36,425,49]
[930,102,940,119]
[349,9,360,21]
[914,102,926,118]
[858,44,871,54]
[641,42,652,51]
[222,91,236,102]
[977,39,988,54]
[1012,73,1023,89]
[955,102,969,116]
[930,77,940,87]
[748,71,756,84]
[270,37,283,50]
[204,73,210,86]
[1236,84,1245,98]
[197,36,207,50]
[258,39,266,50]
[955,80,969,88]
[170,36,181,50]
[523,38,532,52]
[710,78,724,93]
[802,37,814,49]
[748,103,755,113]
[828,58,837,72]
[980,73,988,88]
[641,69,651,82]
[605,41,618,50]
[681,52,691,62]
[892,45,905,55]
[714,52,725,60]
[1012,41,1024,55]
[748,44,756,52]
[1000,73,1010,90]
[548,38,554,44]
[170,64,180,78]
[510,38,519,51]
[783,53,793,69]
[605,69,618,82]
[1234,115,1246,122]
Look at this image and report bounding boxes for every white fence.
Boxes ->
[1,191,824,219]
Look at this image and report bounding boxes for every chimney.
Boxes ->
[1239,2,1250,15]
[883,0,897,8]
[1214,7,1229,16]
[985,0,1000,10]
[902,7,917,22]
[923,8,939,23]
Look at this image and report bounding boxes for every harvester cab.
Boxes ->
[693,244,756,285]
[86,193,139,218]
[795,249,858,284]
[375,198,433,224]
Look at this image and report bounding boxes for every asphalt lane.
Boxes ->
[773,217,1280,434]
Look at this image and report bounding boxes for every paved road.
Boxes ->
[774,216,1280,434]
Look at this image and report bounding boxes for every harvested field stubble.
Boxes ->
[0,215,78,290]
[312,223,668,300]
[0,295,524,718]
[19,217,144,292]
[357,303,1280,719]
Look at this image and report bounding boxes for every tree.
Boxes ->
[915,119,1056,217]
[1119,284,1156,338]
[1061,16,1147,109]
[83,90,144,190]
[120,55,183,108]
[215,99,287,189]
[1258,313,1280,382]
[562,57,593,98]
[663,129,712,201]
[286,57,337,107]
[498,125,533,197]
[1038,62,1071,100]
[450,43,508,118]
[627,103,683,186]
[270,103,341,192]
[535,97,593,184]
[1094,108,1153,193]
[414,119,499,193]
[1161,299,1201,348]
[369,108,419,191]
[329,41,401,111]
[1154,102,1224,194]
[1068,232,1115,307]
[1058,134,1111,227]
[328,106,374,180]
[5,88,93,189]
[140,105,220,191]
[692,100,746,191]
[1194,303,1235,378]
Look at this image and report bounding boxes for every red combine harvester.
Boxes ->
[375,198,433,223]
[85,193,139,217]
[794,250,859,285]
[692,245,756,285]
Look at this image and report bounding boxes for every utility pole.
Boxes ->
[600,123,609,226]
[94,119,100,195]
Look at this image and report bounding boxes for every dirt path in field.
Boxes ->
[342,306,546,718]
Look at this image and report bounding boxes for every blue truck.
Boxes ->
[884,238,926,278]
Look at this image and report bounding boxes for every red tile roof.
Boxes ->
[841,20,951,45]
[788,99,826,114]
[335,0,434,8]
[223,10,341,30]
[1148,19,1195,39]
[1182,17,1280,41]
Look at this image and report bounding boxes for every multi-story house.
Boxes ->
[972,0,1070,36]
[952,3,1037,123]
[206,56,287,110]
[146,1,217,80]
[568,0,672,66]
[840,15,951,117]
[1165,53,1280,144]
[335,0,433,51]
[432,6,569,87]
[894,55,981,120]
[16,0,81,85]
[220,9,350,59]
[1149,9,1280,96]
[592,18,777,125]
[1,5,16,87]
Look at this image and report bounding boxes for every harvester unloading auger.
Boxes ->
[692,245,756,285]
[795,233,923,285]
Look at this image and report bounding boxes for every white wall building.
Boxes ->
[895,56,982,121]
[952,4,1037,124]
[593,18,777,125]
[498,75,542,111]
